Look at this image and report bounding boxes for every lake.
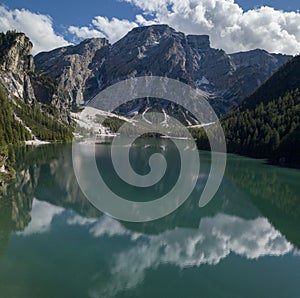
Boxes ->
[0,141,300,298]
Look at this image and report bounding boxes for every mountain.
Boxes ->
[34,38,109,107]
[0,31,35,103]
[0,31,73,185]
[0,26,296,176]
[220,55,300,167]
[0,31,73,140]
[34,25,291,114]
[0,31,70,112]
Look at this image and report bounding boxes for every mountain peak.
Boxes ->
[76,37,109,48]
[0,31,33,73]
[30,24,291,112]
[130,24,175,34]
[116,24,185,48]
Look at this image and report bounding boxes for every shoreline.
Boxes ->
[25,140,51,146]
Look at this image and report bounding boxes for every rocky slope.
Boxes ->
[99,25,291,113]
[0,31,69,114]
[34,25,292,114]
[0,31,73,149]
[34,38,109,107]
[0,31,36,103]
[0,26,292,117]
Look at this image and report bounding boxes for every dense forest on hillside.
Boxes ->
[0,87,31,147]
[222,88,300,158]
[0,86,30,186]
[14,100,73,142]
[240,55,300,110]
[192,55,300,167]
[0,85,73,146]
[0,85,73,186]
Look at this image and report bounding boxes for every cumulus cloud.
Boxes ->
[118,0,300,55]
[68,26,105,40]
[69,16,139,44]
[0,6,70,55]
[68,14,159,44]
[92,16,138,43]
[2,1,300,55]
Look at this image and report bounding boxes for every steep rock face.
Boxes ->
[0,31,68,111]
[0,31,74,146]
[0,32,35,103]
[99,26,191,85]
[32,24,291,113]
[227,49,291,102]
[96,25,291,113]
[35,38,110,106]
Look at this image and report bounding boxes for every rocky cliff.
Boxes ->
[0,31,73,147]
[0,31,36,103]
[96,25,291,113]
[34,24,291,114]
[0,31,65,113]
[0,25,293,116]
[35,38,109,107]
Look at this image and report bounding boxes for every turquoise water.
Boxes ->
[0,142,300,298]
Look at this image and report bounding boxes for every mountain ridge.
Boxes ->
[0,25,298,179]
[34,24,292,113]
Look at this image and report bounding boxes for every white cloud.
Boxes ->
[91,16,138,43]
[68,26,105,40]
[0,6,70,55]
[2,1,300,56]
[119,0,300,55]
[135,14,158,26]
[68,14,159,44]
[69,16,139,44]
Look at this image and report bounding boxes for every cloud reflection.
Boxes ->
[89,214,293,297]
[17,199,64,236]
[67,214,141,240]
[15,199,294,298]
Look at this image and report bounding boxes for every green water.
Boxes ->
[0,142,300,298]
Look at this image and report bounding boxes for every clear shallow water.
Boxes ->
[0,142,300,298]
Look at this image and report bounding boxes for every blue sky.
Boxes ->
[0,0,140,32]
[1,0,299,34]
[0,0,299,55]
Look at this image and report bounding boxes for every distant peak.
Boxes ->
[125,24,182,39]
[79,37,109,45]
[131,24,175,33]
